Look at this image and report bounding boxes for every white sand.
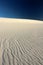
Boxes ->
[0,18,43,65]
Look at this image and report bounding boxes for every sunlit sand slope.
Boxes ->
[0,18,43,65]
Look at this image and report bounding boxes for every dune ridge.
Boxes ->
[0,18,43,23]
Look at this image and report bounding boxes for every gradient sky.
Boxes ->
[0,0,43,20]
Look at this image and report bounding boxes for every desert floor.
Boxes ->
[0,18,43,65]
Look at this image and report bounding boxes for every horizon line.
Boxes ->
[0,17,43,24]
[0,17,43,22]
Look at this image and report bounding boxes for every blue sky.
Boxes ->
[0,0,43,20]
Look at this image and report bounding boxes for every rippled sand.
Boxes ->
[0,18,43,65]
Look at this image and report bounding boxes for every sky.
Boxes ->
[0,0,43,20]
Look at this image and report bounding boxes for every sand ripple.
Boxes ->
[0,22,43,65]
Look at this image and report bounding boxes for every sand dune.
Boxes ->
[0,18,43,65]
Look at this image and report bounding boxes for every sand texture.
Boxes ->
[0,18,43,65]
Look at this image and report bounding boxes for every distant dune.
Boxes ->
[0,18,43,65]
